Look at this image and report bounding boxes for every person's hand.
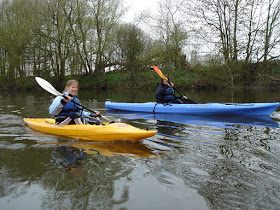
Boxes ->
[94,111,100,116]
[183,95,188,99]
[90,111,100,118]
[63,95,72,102]
[168,82,174,87]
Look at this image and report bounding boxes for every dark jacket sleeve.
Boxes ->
[156,84,169,102]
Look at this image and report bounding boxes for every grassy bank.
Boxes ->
[1,62,280,91]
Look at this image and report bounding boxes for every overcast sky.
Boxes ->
[122,0,158,23]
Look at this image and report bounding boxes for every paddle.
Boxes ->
[152,65,198,104]
[152,65,185,98]
[35,77,111,122]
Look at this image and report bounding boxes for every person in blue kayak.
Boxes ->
[156,76,198,104]
[49,80,100,125]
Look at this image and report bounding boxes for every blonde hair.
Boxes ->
[64,80,79,92]
[66,80,79,87]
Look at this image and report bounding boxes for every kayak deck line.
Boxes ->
[105,101,280,115]
[23,118,157,141]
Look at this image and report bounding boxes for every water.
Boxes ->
[1,89,280,209]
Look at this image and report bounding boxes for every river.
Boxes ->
[0,88,280,209]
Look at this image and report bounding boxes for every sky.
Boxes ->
[122,0,158,23]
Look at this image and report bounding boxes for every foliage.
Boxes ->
[187,0,280,64]
[0,0,280,90]
[2,61,280,91]
[115,23,146,71]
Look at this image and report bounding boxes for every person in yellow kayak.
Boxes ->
[49,80,100,125]
[156,75,198,104]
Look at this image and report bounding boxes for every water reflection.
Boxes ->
[71,141,158,158]
[51,143,87,177]
[107,110,279,128]
[104,109,280,209]
[1,91,280,209]
[40,150,137,209]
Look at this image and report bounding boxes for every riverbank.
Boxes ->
[1,66,280,91]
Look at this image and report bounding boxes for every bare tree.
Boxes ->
[90,0,124,80]
[155,0,188,73]
[261,0,280,62]
[63,0,94,75]
[0,0,37,79]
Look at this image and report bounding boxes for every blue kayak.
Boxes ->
[106,110,279,128]
[105,101,280,115]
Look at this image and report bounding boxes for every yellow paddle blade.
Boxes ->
[153,65,168,81]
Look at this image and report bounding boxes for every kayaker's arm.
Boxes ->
[78,105,99,118]
[156,85,171,102]
[159,83,187,99]
[80,110,91,117]
[157,85,169,95]
[49,94,100,118]
[49,96,66,115]
[164,82,187,98]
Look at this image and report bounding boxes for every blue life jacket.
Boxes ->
[156,85,175,102]
[57,96,82,117]
[163,87,175,101]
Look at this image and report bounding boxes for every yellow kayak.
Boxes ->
[23,118,157,141]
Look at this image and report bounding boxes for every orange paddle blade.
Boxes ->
[153,65,168,81]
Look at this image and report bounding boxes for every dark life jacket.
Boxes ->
[156,84,175,102]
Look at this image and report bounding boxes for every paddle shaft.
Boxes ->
[166,81,184,98]
[35,77,108,120]
[62,96,106,122]
[61,94,111,121]
[152,65,184,98]
[61,95,100,116]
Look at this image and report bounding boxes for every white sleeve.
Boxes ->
[49,96,64,115]
[81,109,91,117]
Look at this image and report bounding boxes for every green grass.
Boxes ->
[2,60,280,90]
